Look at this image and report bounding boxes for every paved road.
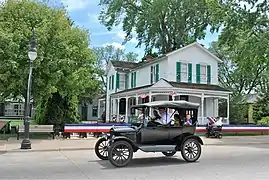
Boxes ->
[0,143,269,180]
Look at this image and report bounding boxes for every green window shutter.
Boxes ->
[188,63,192,83]
[176,62,181,82]
[155,64,159,82]
[134,72,137,87]
[112,75,114,89]
[207,65,211,84]
[150,66,153,84]
[109,76,111,90]
[196,64,201,84]
[116,72,120,89]
[125,74,128,89]
[131,72,134,88]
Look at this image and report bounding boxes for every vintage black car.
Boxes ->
[94,100,203,167]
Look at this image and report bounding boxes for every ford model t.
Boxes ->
[94,100,203,167]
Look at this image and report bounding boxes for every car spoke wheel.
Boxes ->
[108,140,133,167]
[162,151,176,157]
[95,137,109,160]
[181,138,201,162]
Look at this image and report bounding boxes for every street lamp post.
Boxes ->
[21,28,37,149]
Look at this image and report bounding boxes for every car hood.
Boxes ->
[110,126,136,133]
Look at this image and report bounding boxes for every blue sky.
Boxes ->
[60,0,219,59]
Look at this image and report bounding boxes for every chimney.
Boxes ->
[145,55,153,61]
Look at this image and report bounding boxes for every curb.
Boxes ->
[0,147,95,153]
[2,142,268,153]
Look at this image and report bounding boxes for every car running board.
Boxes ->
[138,145,177,152]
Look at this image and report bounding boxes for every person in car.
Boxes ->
[158,107,171,125]
[152,110,161,121]
[184,114,193,125]
[173,114,181,127]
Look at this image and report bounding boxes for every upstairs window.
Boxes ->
[150,64,159,84]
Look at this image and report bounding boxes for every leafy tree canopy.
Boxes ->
[0,0,100,124]
[98,0,218,55]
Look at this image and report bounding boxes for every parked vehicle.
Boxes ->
[205,117,223,139]
[94,100,204,167]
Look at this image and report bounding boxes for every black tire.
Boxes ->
[181,138,201,162]
[218,134,223,139]
[108,140,133,167]
[95,137,109,160]
[162,151,176,156]
[205,133,209,138]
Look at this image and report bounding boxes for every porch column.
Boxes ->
[116,98,120,121]
[149,91,152,116]
[125,97,129,123]
[135,94,139,116]
[227,95,230,122]
[201,93,205,124]
[97,99,101,119]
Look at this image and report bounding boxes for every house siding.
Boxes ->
[167,45,218,85]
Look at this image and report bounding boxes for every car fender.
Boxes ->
[183,135,204,145]
[111,136,139,150]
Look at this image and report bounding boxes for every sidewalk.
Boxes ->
[0,136,268,153]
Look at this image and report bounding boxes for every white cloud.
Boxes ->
[102,42,125,50]
[116,31,138,44]
[61,0,91,11]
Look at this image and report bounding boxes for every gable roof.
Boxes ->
[166,42,223,63]
[110,60,140,69]
[110,42,222,71]
[112,78,230,95]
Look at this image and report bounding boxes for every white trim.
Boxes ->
[166,42,223,63]
[111,86,230,98]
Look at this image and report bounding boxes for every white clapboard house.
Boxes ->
[101,42,231,125]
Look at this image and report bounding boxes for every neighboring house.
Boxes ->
[78,95,106,121]
[102,42,232,125]
[0,98,34,119]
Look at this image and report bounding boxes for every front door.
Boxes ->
[139,126,170,145]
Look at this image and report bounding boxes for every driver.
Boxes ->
[157,107,171,125]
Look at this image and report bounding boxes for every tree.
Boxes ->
[93,45,139,89]
[98,0,217,55]
[125,52,138,62]
[0,0,99,126]
[208,0,269,123]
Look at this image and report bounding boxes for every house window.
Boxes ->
[119,73,125,90]
[181,63,188,82]
[109,76,111,90]
[180,95,189,101]
[150,64,159,84]
[200,65,207,82]
[92,106,98,117]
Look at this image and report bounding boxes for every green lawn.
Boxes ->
[1,119,37,126]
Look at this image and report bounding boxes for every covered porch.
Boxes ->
[106,80,231,125]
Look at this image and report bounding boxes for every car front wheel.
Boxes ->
[181,138,201,162]
[108,140,133,167]
[95,137,109,160]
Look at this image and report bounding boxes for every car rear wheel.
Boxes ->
[181,138,201,162]
[108,140,133,167]
[95,137,109,160]
[162,151,176,156]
